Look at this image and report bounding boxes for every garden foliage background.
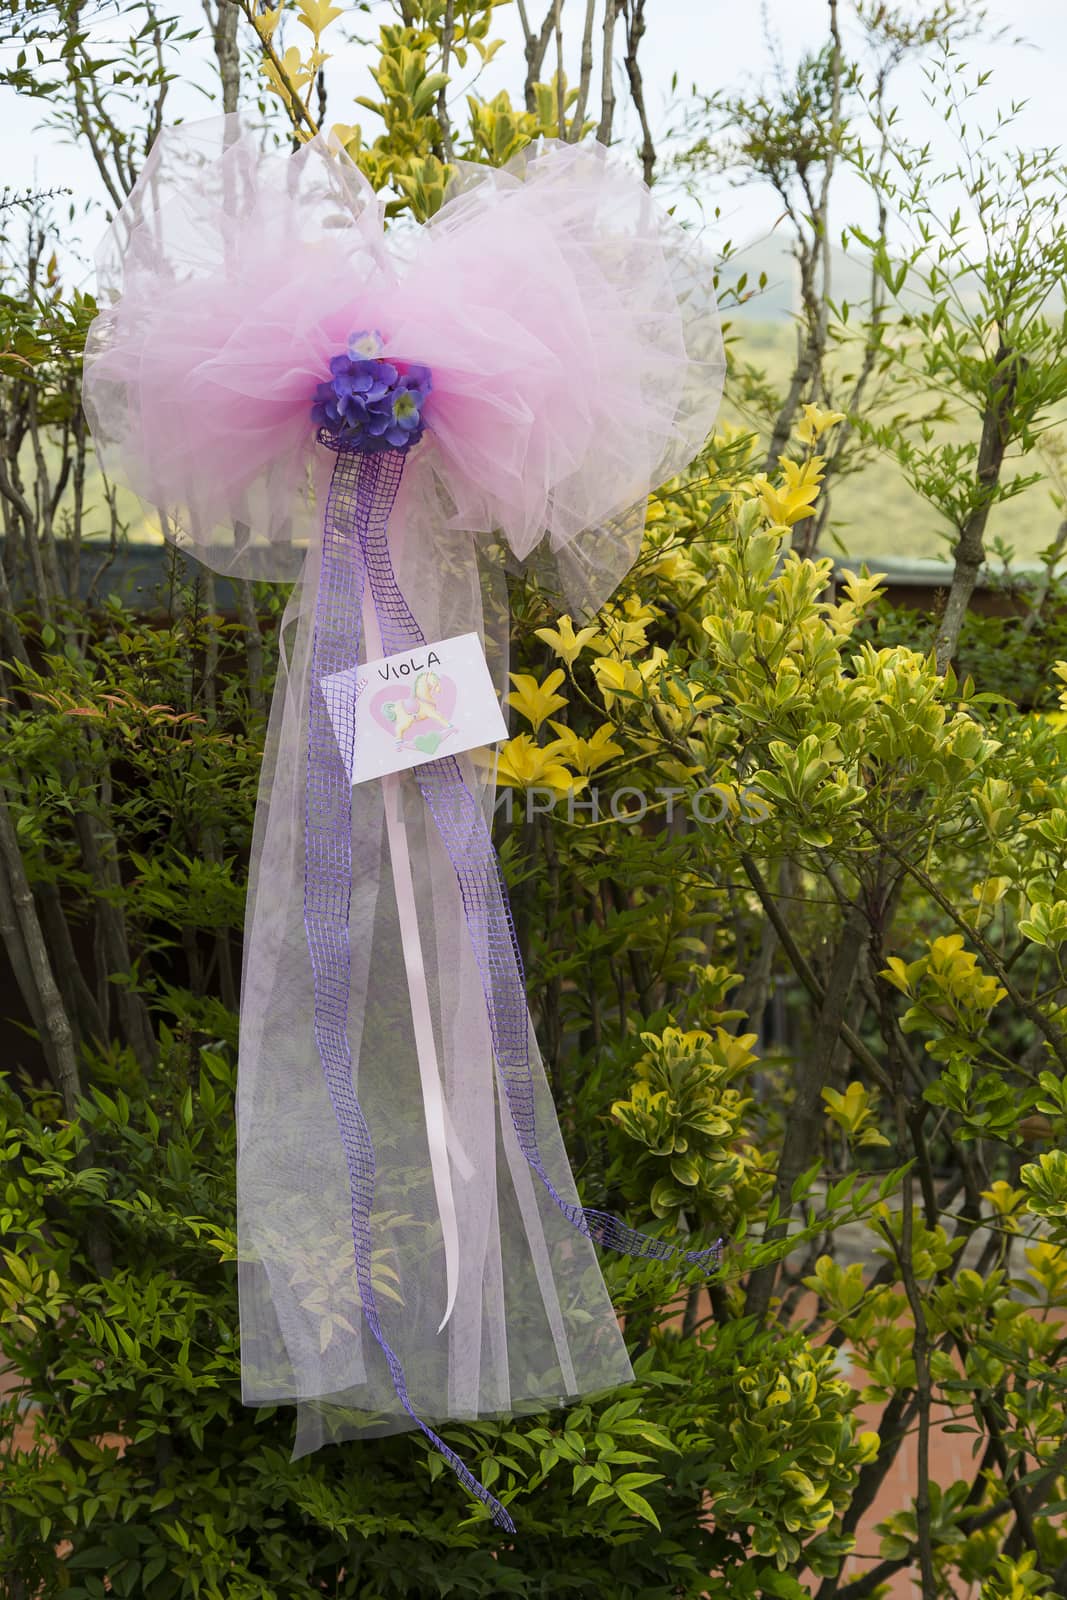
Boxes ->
[2,1,1067,1596]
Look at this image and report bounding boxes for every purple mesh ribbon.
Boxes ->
[305,445,514,1531]
[305,440,723,1527]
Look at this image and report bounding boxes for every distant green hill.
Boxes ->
[721,316,1064,569]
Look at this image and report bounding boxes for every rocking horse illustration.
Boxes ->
[381,670,457,752]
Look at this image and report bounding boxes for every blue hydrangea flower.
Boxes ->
[312,337,432,453]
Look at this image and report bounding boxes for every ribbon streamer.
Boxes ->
[378,767,470,1336]
[305,443,515,1529]
[307,437,723,1521]
[363,555,471,1337]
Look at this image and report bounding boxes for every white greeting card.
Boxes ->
[322,631,509,786]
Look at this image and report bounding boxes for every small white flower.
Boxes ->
[347,328,384,359]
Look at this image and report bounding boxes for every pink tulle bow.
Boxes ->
[84,115,725,610]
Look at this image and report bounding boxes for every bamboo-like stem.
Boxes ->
[596,0,617,143]
[34,881,106,1045]
[934,342,1020,674]
[516,0,556,112]
[0,451,51,628]
[233,577,266,721]
[737,852,893,1094]
[438,0,456,161]
[569,0,597,137]
[0,554,30,668]
[553,0,566,137]
[0,787,82,1117]
[743,895,870,1321]
[205,0,241,113]
[762,0,843,475]
[69,755,156,1071]
[622,0,654,182]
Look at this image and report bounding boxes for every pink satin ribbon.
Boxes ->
[366,604,472,1336]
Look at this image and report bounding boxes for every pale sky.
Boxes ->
[1,0,1064,282]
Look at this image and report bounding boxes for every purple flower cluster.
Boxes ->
[312,337,432,454]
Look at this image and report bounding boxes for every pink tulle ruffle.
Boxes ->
[83,117,724,607]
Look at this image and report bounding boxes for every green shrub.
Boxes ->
[0,1040,869,1600]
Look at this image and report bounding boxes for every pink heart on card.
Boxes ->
[370,670,458,746]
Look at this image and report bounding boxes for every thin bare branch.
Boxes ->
[569,0,597,138]
[743,893,871,1321]
[553,0,565,137]
[597,0,617,143]
[622,0,654,181]
[516,0,556,112]
[438,0,456,161]
[0,785,82,1116]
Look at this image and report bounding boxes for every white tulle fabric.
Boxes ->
[82,114,725,1451]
